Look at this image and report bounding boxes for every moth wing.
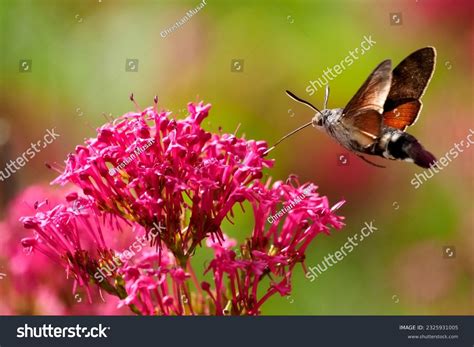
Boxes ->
[383,47,436,131]
[383,100,420,131]
[350,110,385,146]
[342,60,392,142]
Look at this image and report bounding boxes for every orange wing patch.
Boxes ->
[383,100,420,131]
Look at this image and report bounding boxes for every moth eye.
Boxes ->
[317,119,323,127]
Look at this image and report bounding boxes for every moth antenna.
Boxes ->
[264,121,313,155]
[129,93,141,112]
[324,85,330,109]
[285,90,323,115]
[357,155,386,168]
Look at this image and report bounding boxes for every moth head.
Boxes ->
[311,84,331,128]
[311,112,324,128]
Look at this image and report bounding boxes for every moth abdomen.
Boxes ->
[379,129,436,168]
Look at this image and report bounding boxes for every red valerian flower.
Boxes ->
[0,185,126,315]
[20,197,126,301]
[117,249,195,316]
[202,179,345,315]
[20,98,345,315]
[51,102,272,267]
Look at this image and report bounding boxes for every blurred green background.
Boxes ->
[0,0,472,315]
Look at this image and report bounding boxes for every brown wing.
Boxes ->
[383,47,436,130]
[342,60,392,141]
[350,110,384,147]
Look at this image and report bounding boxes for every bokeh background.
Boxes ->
[0,0,472,315]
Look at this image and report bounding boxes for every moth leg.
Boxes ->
[357,154,386,168]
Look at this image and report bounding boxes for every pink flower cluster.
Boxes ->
[0,186,126,315]
[20,99,345,315]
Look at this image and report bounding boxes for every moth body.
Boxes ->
[313,107,436,168]
[312,108,365,152]
[283,47,438,169]
[374,128,436,168]
[282,47,437,169]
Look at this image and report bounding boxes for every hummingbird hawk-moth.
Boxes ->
[270,47,437,168]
